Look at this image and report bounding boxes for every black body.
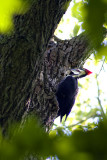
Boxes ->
[56,75,78,121]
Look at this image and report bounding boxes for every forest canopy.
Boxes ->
[0,0,107,160]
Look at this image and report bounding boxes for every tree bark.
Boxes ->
[0,0,93,133]
[27,33,93,130]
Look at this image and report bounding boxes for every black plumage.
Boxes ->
[56,75,78,121]
[56,68,92,121]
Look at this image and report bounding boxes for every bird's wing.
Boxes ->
[56,76,78,121]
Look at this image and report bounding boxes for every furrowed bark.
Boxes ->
[0,0,93,133]
[26,33,93,129]
[0,0,69,133]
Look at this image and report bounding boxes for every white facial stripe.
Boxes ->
[71,69,86,78]
[71,69,80,75]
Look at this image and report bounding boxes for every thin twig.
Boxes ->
[67,114,101,129]
[97,57,105,77]
[95,74,106,119]
[52,114,101,131]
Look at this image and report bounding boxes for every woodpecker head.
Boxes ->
[70,68,92,78]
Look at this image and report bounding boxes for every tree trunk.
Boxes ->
[0,0,93,133]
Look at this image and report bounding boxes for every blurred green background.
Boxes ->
[0,0,107,159]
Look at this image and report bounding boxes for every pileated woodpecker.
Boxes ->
[56,68,92,121]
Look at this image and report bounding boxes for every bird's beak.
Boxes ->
[84,68,92,75]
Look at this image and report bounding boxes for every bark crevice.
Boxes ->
[0,0,94,132]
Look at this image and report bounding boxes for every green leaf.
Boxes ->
[71,0,107,50]
[73,24,80,36]
[95,46,107,61]
[0,0,31,33]
[71,2,84,22]
[82,0,107,49]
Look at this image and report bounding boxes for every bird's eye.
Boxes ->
[76,69,81,72]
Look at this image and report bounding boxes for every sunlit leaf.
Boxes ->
[71,2,84,22]
[0,0,31,33]
[94,46,107,61]
[72,0,107,51]
[82,0,107,49]
[73,24,80,36]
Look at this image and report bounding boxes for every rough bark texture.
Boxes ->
[27,33,92,130]
[0,0,92,133]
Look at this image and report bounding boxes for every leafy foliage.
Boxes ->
[1,117,107,160]
[0,1,107,160]
[71,0,107,60]
[0,0,31,33]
